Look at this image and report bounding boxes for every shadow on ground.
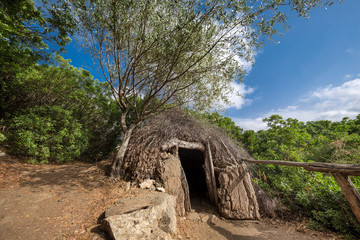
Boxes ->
[17,160,114,191]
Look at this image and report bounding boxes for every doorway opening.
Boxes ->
[178,148,210,210]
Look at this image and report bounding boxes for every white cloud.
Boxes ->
[219,82,255,110]
[229,82,255,109]
[233,117,267,132]
[233,78,360,131]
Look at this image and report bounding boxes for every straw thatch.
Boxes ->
[121,109,260,220]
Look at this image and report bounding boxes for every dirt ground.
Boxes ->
[0,153,343,240]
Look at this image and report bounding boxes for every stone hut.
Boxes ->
[120,110,260,220]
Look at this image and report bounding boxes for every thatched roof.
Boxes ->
[122,109,251,182]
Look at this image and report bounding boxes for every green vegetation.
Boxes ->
[245,115,360,237]
[204,112,360,238]
[1,56,122,163]
[10,105,87,164]
[0,0,74,74]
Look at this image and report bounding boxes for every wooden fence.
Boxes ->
[241,158,360,224]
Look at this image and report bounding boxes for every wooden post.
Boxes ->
[206,142,219,206]
[180,166,191,213]
[332,173,360,223]
[204,148,216,205]
[220,140,237,165]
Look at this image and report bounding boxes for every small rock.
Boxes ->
[125,182,131,191]
[156,187,166,192]
[187,212,200,221]
[0,151,6,160]
[201,215,209,222]
[139,179,155,189]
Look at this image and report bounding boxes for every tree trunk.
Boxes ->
[110,126,135,178]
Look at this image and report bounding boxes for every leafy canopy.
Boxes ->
[0,0,75,74]
[2,55,122,162]
[69,0,338,128]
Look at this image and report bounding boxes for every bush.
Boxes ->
[2,57,123,161]
[10,105,88,163]
[253,164,360,237]
[0,132,6,143]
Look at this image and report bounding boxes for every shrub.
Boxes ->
[253,164,360,237]
[0,132,6,143]
[10,105,88,163]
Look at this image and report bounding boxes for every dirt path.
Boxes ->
[176,197,340,240]
[0,154,341,240]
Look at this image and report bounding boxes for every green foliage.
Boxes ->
[194,111,360,236]
[193,111,360,236]
[1,0,75,123]
[1,55,122,162]
[242,114,360,237]
[0,132,6,143]
[10,105,87,163]
[0,0,74,74]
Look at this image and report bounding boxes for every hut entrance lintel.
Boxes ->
[161,138,205,153]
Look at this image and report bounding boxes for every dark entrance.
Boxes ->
[178,148,209,204]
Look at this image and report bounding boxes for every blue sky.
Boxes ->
[225,0,360,130]
[63,0,360,131]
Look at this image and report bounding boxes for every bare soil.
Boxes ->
[0,154,343,240]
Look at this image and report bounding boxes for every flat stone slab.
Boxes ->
[102,191,177,240]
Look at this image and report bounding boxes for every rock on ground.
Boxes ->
[102,191,177,240]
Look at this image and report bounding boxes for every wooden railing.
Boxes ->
[241,158,360,224]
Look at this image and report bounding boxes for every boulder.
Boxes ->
[218,163,260,220]
[161,156,187,216]
[102,191,176,240]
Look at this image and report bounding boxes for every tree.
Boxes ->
[2,55,122,162]
[0,0,76,117]
[0,0,75,72]
[15,56,123,160]
[68,0,338,178]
